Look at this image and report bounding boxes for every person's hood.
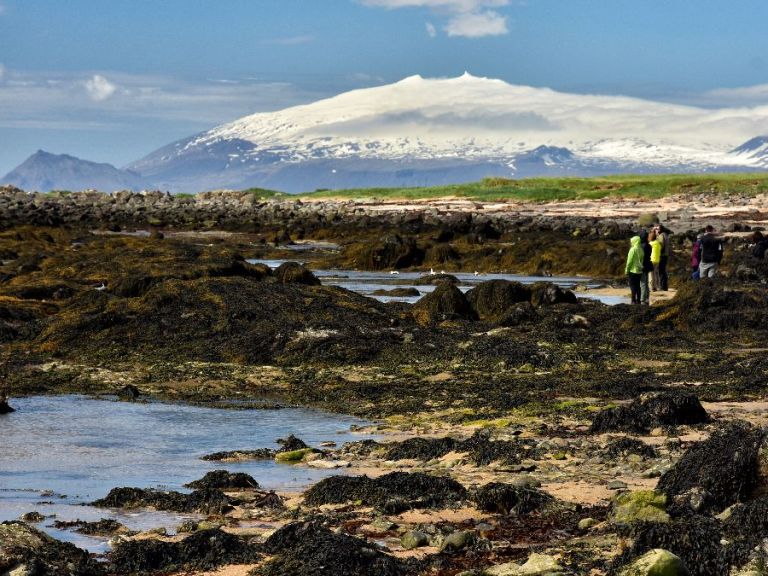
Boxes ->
[639,231,648,242]
[630,235,641,247]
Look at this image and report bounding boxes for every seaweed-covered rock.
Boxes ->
[611,491,670,525]
[184,470,260,490]
[110,528,261,574]
[473,482,553,515]
[0,396,14,414]
[372,287,421,297]
[384,436,460,461]
[656,421,764,513]
[590,393,709,434]
[257,521,404,576]
[722,496,768,539]
[276,434,309,452]
[618,549,689,576]
[274,262,320,286]
[303,471,467,511]
[414,273,460,285]
[530,282,578,307]
[116,384,140,400]
[382,430,534,467]
[485,553,566,575]
[0,521,105,576]
[466,280,532,323]
[201,448,276,461]
[412,284,477,324]
[92,487,235,514]
[352,234,424,271]
[52,518,131,536]
[613,516,743,576]
[604,437,659,460]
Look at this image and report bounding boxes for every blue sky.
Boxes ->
[1,0,768,175]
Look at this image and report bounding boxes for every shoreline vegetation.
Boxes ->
[2,175,768,575]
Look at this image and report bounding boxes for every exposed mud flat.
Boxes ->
[1,191,768,575]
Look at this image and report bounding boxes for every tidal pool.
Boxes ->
[0,395,376,550]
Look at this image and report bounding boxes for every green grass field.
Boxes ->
[296,173,768,202]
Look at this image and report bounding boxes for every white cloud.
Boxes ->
[0,64,5,82]
[360,0,511,38]
[84,74,117,101]
[445,10,507,37]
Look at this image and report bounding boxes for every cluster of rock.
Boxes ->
[0,185,637,237]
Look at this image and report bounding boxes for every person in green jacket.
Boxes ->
[648,230,662,291]
[625,235,643,304]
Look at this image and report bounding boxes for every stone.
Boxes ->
[608,480,629,490]
[439,530,472,551]
[578,517,598,530]
[400,530,429,550]
[618,549,689,576]
[612,490,670,525]
[485,553,565,575]
[306,459,350,469]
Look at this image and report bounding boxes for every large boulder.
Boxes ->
[529,282,577,307]
[656,420,764,513]
[466,280,532,323]
[274,262,320,286]
[618,549,689,576]
[412,284,477,324]
[0,521,104,575]
[590,392,709,434]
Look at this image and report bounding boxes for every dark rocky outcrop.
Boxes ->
[465,279,532,323]
[590,392,709,434]
[274,262,320,286]
[0,521,105,576]
[303,471,467,513]
[257,521,405,576]
[92,487,235,514]
[656,420,764,514]
[472,482,554,515]
[110,528,261,574]
[184,470,260,490]
[412,284,477,324]
[529,282,578,307]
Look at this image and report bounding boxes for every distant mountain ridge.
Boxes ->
[5,74,768,193]
[1,151,146,192]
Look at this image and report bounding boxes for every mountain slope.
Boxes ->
[2,151,146,192]
[126,74,768,193]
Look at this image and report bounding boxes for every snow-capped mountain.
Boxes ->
[9,74,768,193]
[126,73,768,192]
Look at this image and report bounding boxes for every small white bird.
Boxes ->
[473,271,479,276]
[95,282,107,291]
[389,270,400,275]
[429,268,435,275]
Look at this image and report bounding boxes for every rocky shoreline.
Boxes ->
[1,191,768,575]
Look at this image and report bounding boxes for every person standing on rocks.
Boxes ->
[639,230,653,305]
[691,233,703,280]
[699,225,724,278]
[648,230,662,291]
[655,224,671,291]
[625,235,644,304]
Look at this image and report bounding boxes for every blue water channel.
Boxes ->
[0,396,376,551]
[249,260,628,305]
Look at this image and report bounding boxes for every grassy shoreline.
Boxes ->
[298,172,768,202]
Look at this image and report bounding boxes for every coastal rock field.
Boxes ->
[1,186,768,575]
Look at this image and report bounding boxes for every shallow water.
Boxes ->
[0,396,375,551]
[248,260,627,305]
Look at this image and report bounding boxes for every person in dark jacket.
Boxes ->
[751,231,768,259]
[639,230,653,304]
[698,225,723,278]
